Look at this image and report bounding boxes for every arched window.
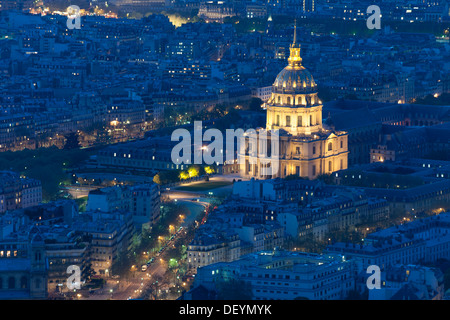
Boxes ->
[8,277,15,289]
[277,96,281,104]
[298,116,302,127]
[313,146,316,154]
[20,276,28,289]
[287,97,291,105]
[328,142,332,151]
[276,115,280,126]
[328,161,332,172]
[286,116,291,127]
[310,115,313,126]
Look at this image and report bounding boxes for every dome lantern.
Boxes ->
[272,21,316,96]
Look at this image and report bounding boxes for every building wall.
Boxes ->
[192,251,354,300]
[0,237,47,299]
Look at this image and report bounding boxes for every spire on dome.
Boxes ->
[288,19,302,68]
[293,19,297,46]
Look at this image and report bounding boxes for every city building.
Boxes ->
[187,206,285,271]
[41,225,91,293]
[327,213,450,275]
[0,227,47,299]
[198,1,236,22]
[72,211,135,276]
[239,26,349,180]
[0,171,42,214]
[86,183,160,229]
[187,230,241,271]
[189,249,354,300]
[231,177,390,241]
[369,265,444,300]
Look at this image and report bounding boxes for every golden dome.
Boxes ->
[272,24,317,95]
[272,66,316,94]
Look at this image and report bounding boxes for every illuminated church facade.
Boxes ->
[239,27,349,180]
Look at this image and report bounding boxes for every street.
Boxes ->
[83,192,210,300]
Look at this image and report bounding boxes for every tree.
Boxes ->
[317,85,334,102]
[179,171,189,180]
[317,173,334,184]
[248,97,263,112]
[204,166,214,175]
[344,93,358,100]
[84,263,96,280]
[0,146,92,201]
[187,165,201,178]
[153,170,181,185]
[64,132,80,150]
[414,93,450,106]
[153,174,162,185]
[214,108,243,131]
[284,174,306,181]
[144,275,163,300]
[110,252,132,279]
[444,267,450,291]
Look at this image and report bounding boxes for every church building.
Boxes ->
[240,25,349,180]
